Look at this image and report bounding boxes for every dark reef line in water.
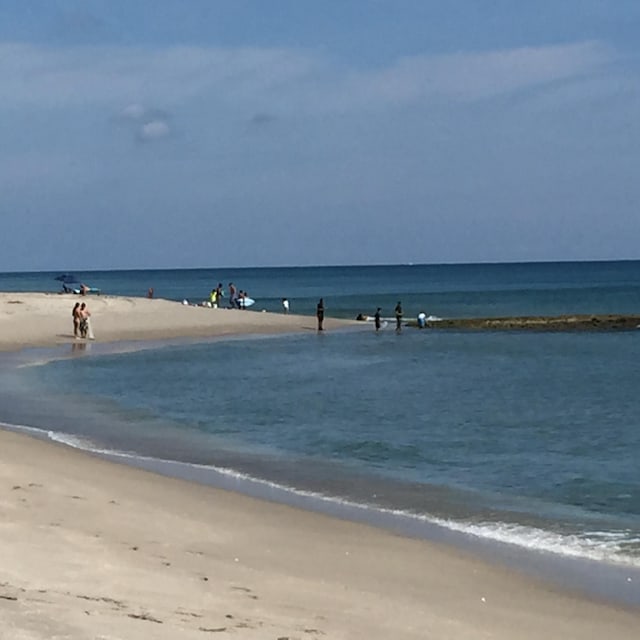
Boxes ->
[404,314,640,331]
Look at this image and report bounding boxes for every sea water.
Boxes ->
[2,260,640,318]
[1,261,640,598]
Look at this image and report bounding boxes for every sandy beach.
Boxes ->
[1,291,639,638]
[1,429,638,640]
[0,292,356,352]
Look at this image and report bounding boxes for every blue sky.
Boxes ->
[1,1,639,270]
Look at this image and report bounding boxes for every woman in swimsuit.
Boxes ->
[72,302,81,338]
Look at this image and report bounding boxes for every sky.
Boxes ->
[1,0,639,271]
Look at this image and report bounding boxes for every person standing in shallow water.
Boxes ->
[394,301,403,333]
[374,307,382,332]
[316,298,325,331]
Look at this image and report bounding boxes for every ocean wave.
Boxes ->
[0,421,47,435]
[428,519,640,566]
[177,462,640,567]
[2,420,639,569]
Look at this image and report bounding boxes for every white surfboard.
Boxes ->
[86,318,95,340]
[72,287,101,295]
[238,297,255,308]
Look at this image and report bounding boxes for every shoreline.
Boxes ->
[2,406,640,609]
[1,427,639,638]
[3,293,639,354]
[3,333,640,586]
[2,291,640,635]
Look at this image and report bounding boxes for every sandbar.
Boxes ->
[0,292,356,352]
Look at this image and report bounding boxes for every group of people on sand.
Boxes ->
[61,282,91,295]
[178,282,253,309]
[207,282,251,309]
[72,302,93,339]
[228,282,251,309]
[208,283,225,308]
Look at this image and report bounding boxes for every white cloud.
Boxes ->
[0,40,618,117]
[139,119,171,140]
[300,41,617,114]
[113,103,172,142]
[0,43,318,110]
[364,41,614,102]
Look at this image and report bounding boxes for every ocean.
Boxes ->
[1,261,640,601]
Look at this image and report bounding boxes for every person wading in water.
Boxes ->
[316,298,325,331]
[394,301,403,333]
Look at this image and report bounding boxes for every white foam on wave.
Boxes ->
[0,420,48,435]
[137,460,640,568]
[0,421,136,458]
[3,420,639,568]
[47,430,109,453]
[179,467,640,568]
[426,518,640,567]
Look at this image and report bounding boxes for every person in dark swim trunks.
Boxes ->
[394,301,403,333]
[316,298,325,331]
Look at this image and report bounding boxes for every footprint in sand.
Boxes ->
[231,586,259,600]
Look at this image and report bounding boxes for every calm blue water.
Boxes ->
[1,261,640,574]
[2,260,640,318]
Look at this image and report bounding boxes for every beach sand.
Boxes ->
[1,430,639,640]
[1,292,639,638]
[0,292,355,352]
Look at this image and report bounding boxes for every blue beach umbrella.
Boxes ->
[55,273,80,284]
